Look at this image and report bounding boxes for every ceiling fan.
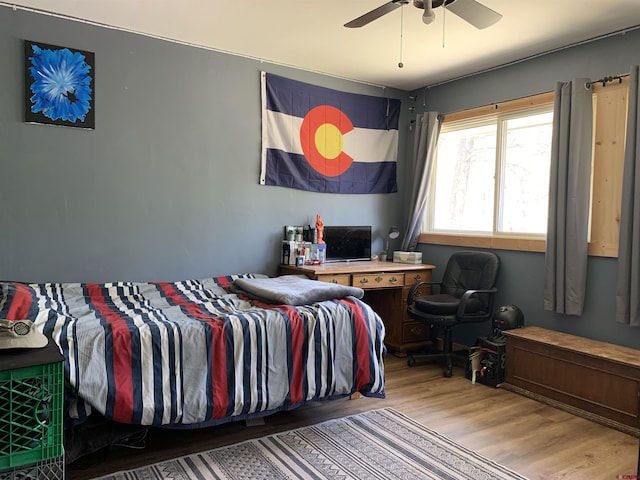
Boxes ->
[344,0,502,29]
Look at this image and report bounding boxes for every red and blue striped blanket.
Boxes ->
[0,274,385,427]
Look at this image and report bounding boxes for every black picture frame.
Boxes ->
[24,40,95,129]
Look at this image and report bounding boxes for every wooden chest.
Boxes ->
[503,326,640,435]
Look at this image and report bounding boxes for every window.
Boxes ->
[420,81,629,256]
[427,105,554,237]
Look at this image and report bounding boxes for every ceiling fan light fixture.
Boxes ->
[414,0,435,23]
[422,8,435,24]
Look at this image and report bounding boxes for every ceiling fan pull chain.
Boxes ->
[398,3,405,68]
[442,2,446,47]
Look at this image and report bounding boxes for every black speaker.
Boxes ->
[465,337,506,388]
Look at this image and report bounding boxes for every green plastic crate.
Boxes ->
[0,361,64,469]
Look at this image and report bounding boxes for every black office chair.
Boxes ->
[406,250,500,377]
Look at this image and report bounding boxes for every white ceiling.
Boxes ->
[7,0,640,91]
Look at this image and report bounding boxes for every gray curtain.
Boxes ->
[400,112,442,251]
[616,65,640,326]
[544,78,593,315]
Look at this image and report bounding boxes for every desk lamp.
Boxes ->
[386,226,400,255]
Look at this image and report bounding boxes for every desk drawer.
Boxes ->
[353,273,403,289]
[405,269,432,285]
[317,274,352,286]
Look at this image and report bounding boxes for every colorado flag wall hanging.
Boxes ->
[260,72,400,194]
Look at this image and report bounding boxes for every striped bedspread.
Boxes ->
[0,274,385,427]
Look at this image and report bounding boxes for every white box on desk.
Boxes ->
[393,251,422,264]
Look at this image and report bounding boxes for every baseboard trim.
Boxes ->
[502,383,640,437]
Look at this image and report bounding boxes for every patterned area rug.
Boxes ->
[96,408,527,480]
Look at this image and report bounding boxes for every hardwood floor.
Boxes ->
[67,354,638,480]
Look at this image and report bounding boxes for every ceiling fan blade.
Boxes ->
[446,0,502,29]
[344,1,406,28]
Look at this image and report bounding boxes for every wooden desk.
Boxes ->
[279,260,435,355]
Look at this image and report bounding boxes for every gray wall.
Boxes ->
[0,6,410,283]
[411,28,640,349]
[2,5,639,349]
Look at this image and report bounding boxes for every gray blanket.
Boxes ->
[232,275,364,305]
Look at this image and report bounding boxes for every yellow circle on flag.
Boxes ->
[315,123,343,160]
[300,105,354,177]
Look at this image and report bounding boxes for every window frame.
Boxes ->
[427,104,554,238]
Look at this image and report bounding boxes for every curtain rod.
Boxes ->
[586,74,627,89]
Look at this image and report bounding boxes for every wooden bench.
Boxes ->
[503,326,640,436]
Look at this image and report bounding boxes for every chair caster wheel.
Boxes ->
[407,356,416,367]
[443,366,453,377]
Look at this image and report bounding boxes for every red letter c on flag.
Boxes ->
[300,105,354,177]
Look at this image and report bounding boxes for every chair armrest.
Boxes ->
[406,281,442,307]
[456,287,498,318]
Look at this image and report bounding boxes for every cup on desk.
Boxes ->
[318,244,326,264]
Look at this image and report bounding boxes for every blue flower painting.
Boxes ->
[24,41,95,128]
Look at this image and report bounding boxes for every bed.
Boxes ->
[0,274,386,461]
